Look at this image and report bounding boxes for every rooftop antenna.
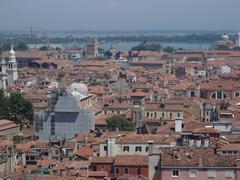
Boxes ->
[202,52,208,78]
[30,25,33,40]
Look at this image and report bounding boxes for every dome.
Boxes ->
[222,33,229,41]
[68,82,88,96]
[10,45,15,56]
[71,91,87,100]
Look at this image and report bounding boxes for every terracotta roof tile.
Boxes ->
[114,155,148,166]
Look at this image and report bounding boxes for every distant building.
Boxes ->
[86,38,99,58]
[36,83,95,140]
[236,32,240,47]
[149,147,240,180]
[220,65,231,74]
[0,46,18,90]
[99,133,178,157]
[0,119,20,139]
[211,32,235,50]
[131,92,146,131]
[200,80,240,100]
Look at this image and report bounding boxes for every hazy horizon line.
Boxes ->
[0,29,239,33]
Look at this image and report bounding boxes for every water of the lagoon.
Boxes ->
[99,41,210,51]
[54,41,210,51]
[27,30,217,51]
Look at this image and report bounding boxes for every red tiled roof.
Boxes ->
[114,155,148,166]
[0,119,18,131]
[91,157,115,164]
[75,145,93,157]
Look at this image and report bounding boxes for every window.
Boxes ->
[145,147,148,152]
[211,93,216,99]
[154,166,158,171]
[223,93,227,99]
[55,150,59,155]
[217,91,222,99]
[110,165,114,173]
[177,113,180,117]
[189,169,198,177]
[170,113,172,119]
[123,146,130,152]
[207,170,216,178]
[172,169,179,177]
[162,112,165,118]
[92,165,97,171]
[124,167,129,175]
[116,167,120,175]
[137,167,141,175]
[191,91,195,97]
[225,170,234,178]
[200,92,205,98]
[154,112,157,118]
[147,112,149,117]
[104,145,107,151]
[135,146,142,152]
[235,92,240,97]
[100,165,105,171]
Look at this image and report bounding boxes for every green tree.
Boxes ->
[8,93,34,128]
[106,115,134,131]
[131,43,162,51]
[55,47,61,51]
[0,44,11,51]
[39,46,49,51]
[12,135,21,143]
[233,46,240,51]
[163,46,175,53]
[95,56,106,61]
[16,42,28,51]
[0,89,10,118]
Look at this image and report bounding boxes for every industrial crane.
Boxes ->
[128,40,147,60]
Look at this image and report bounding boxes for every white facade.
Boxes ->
[220,65,231,74]
[0,58,7,90]
[175,119,182,133]
[99,137,176,157]
[0,46,18,89]
[236,32,240,47]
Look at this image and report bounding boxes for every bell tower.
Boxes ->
[7,45,18,85]
[0,56,7,90]
[131,92,146,132]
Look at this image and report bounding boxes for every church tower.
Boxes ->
[131,92,146,132]
[7,45,18,85]
[0,56,7,90]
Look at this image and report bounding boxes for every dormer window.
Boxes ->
[235,92,240,98]
[211,91,228,100]
[135,146,142,152]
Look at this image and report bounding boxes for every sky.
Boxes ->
[0,0,239,31]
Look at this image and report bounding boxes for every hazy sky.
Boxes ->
[0,0,239,31]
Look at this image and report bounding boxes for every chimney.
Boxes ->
[148,140,154,155]
[198,157,203,167]
[173,148,181,160]
[107,137,116,157]
[175,119,183,133]
[188,149,194,158]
